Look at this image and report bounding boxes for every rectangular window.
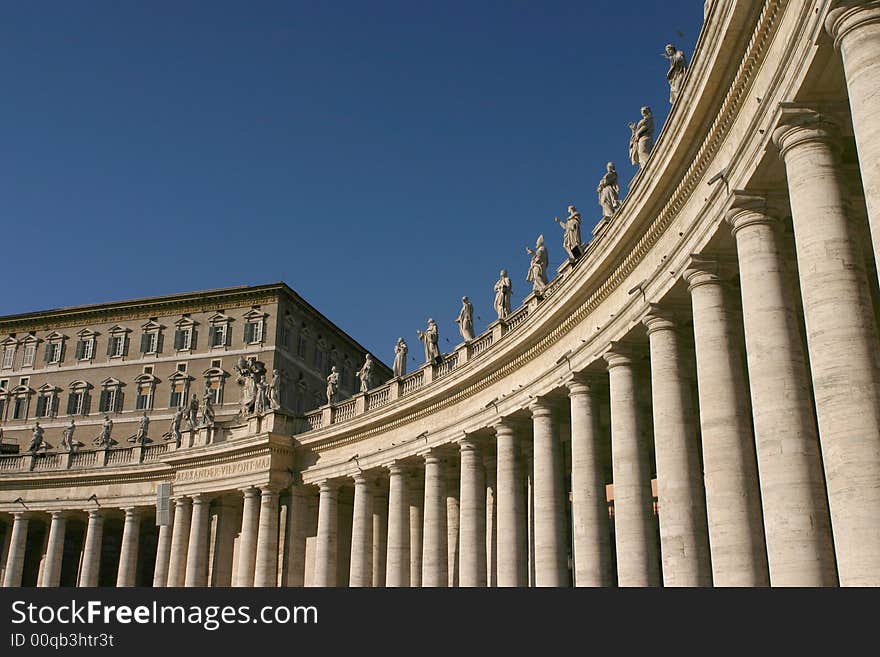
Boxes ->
[12,397,27,420]
[0,398,5,420]
[176,363,187,373]
[3,346,15,369]
[144,365,154,374]
[19,377,29,387]
[210,325,227,347]
[99,388,119,413]
[174,327,193,351]
[47,342,62,364]
[82,338,94,360]
[35,395,48,417]
[67,391,89,416]
[0,379,7,389]
[208,384,222,405]
[170,389,186,408]
[244,321,263,344]
[297,336,306,358]
[109,335,126,357]
[136,387,152,410]
[211,359,221,369]
[280,325,289,348]
[142,332,158,354]
[22,344,35,367]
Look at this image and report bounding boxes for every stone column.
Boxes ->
[522,440,536,587]
[421,451,448,587]
[826,3,880,270]
[349,474,373,587]
[314,480,339,587]
[458,436,487,587]
[445,462,460,587]
[184,494,209,587]
[494,418,528,586]
[153,507,173,588]
[566,376,615,587]
[166,497,191,587]
[642,309,712,587]
[234,488,260,587]
[773,107,880,586]
[408,471,424,587]
[726,194,838,586]
[116,507,141,587]
[603,345,661,587]
[484,450,497,587]
[372,484,388,587]
[40,512,67,588]
[285,486,310,587]
[385,463,409,587]
[254,487,279,587]
[2,513,29,588]
[79,510,104,587]
[529,399,569,587]
[684,259,769,586]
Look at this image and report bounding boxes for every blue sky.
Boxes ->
[0,1,701,367]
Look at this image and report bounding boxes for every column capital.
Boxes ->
[682,255,735,292]
[455,432,481,451]
[422,449,446,467]
[318,479,341,494]
[48,510,68,520]
[602,341,643,370]
[385,460,409,476]
[490,414,529,435]
[526,396,556,418]
[259,485,280,497]
[642,303,680,335]
[240,486,260,499]
[725,190,787,235]
[122,506,141,518]
[352,471,373,486]
[84,508,104,520]
[173,495,193,506]
[771,103,842,158]
[564,371,605,396]
[825,2,880,50]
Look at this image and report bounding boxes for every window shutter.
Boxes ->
[67,394,76,416]
[156,332,164,354]
[35,396,46,417]
[106,337,114,357]
[244,322,254,344]
[208,326,217,346]
[75,340,85,360]
[58,343,65,363]
[81,392,91,416]
[225,324,231,346]
[190,328,198,350]
[140,333,149,353]
[99,390,109,412]
[174,330,184,350]
[122,335,129,356]
[116,390,124,412]
[51,395,59,416]
[43,344,52,363]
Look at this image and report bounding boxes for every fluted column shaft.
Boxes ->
[152,506,173,588]
[567,379,615,587]
[166,497,191,587]
[604,348,661,586]
[234,488,260,587]
[727,199,837,586]
[458,437,487,587]
[642,312,712,587]
[385,463,409,587]
[495,420,528,586]
[79,510,104,587]
[422,452,448,587]
[826,2,880,269]
[41,512,67,588]
[313,481,339,587]
[349,474,373,587]
[116,508,141,587]
[684,263,768,586]
[184,495,209,587]
[3,514,29,588]
[773,109,880,585]
[254,488,279,587]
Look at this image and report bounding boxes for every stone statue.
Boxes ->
[417,319,442,365]
[494,270,512,320]
[166,407,184,447]
[268,369,283,411]
[61,418,78,452]
[326,366,340,404]
[28,422,47,453]
[392,338,408,378]
[186,395,199,430]
[554,205,583,261]
[234,356,267,416]
[598,162,622,218]
[201,387,216,428]
[526,235,549,295]
[629,106,655,169]
[256,379,269,414]
[93,416,114,448]
[664,44,688,104]
[456,296,475,342]
[129,412,150,445]
[356,354,374,393]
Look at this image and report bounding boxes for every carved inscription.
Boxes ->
[176,455,271,483]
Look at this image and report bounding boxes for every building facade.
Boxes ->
[2,0,880,587]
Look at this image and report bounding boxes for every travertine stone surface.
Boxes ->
[773,108,880,586]
[314,481,339,587]
[153,510,173,587]
[385,463,409,587]
[349,474,373,587]
[167,497,192,588]
[80,510,104,587]
[642,309,711,587]
[684,260,768,586]
[494,419,528,587]
[117,507,142,587]
[421,452,448,587]
[40,512,66,588]
[184,495,209,587]
[234,489,259,587]
[458,437,486,587]
[566,378,614,587]
[604,344,661,587]
[254,487,279,586]
[726,194,837,586]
